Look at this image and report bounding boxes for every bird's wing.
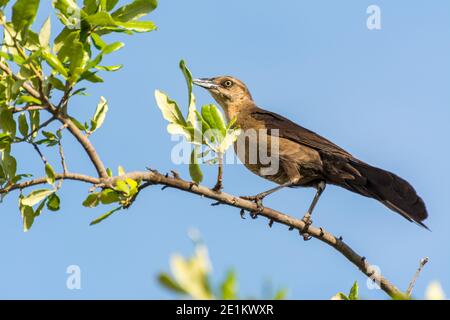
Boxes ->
[250,108,352,158]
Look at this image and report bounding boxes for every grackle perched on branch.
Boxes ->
[193,76,428,229]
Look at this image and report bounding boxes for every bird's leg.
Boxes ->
[212,153,223,192]
[302,181,326,225]
[241,181,297,211]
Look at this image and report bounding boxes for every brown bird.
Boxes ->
[193,76,428,229]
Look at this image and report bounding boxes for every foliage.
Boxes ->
[158,232,287,300]
[154,60,241,184]
[331,281,359,300]
[0,0,157,230]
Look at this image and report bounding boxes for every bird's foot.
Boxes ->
[301,212,313,226]
[212,181,223,192]
[300,212,313,241]
[240,194,265,214]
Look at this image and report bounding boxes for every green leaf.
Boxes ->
[106,167,113,177]
[82,192,100,207]
[48,76,66,91]
[114,20,156,32]
[52,0,85,29]
[1,151,16,178]
[18,113,29,137]
[45,163,56,184]
[203,104,226,136]
[111,0,157,22]
[331,292,349,300]
[42,51,69,77]
[95,64,122,71]
[273,288,288,300]
[179,59,197,126]
[29,109,40,138]
[46,193,60,211]
[90,33,107,50]
[90,206,121,225]
[115,179,130,195]
[90,96,108,132]
[100,188,120,204]
[69,116,88,131]
[189,147,203,184]
[103,41,125,54]
[39,17,51,47]
[20,204,35,232]
[220,270,237,300]
[117,165,125,176]
[17,95,41,105]
[0,1,10,9]
[157,273,188,295]
[154,90,187,127]
[0,133,12,150]
[0,109,16,136]
[21,189,55,207]
[12,0,40,33]
[349,281,359,300]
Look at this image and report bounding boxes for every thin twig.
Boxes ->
[31,142,47,165]
[12,105,45,113]
[406,257,429,297]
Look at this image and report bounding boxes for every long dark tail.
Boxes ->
[345,160,428,229]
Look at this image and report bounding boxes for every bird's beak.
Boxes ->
[193,78,218,90]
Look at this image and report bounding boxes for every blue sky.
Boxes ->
[0,0,449,299]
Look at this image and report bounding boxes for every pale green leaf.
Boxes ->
[21,189,55,207]
[39,17,52,47]
[90,96,108,132]
[45,163,56,184]
[90,206,121,225]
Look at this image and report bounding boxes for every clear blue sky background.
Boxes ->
[0,0,449,299]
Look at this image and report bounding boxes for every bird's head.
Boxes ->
[193,76,253,117]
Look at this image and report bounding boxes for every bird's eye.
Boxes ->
[223,80,233,88]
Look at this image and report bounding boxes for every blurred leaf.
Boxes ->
[220,270,237,300]
[111,0,157,22]
[170,244,213,299]
[90,206,121,225]
[45,163,56,184]
[349,281,359,300]
[273,288,288,300]
[158,273,188,295]
[21,189,55,207]
[117,165,125,176]
[331,292,349,300]
[189,147,203,184]
[425,281,446,300]
[18,113,29,137]
[46,193,60,211]
[12,0,39,33]
[90,96,108,132]
[39,17,51,47]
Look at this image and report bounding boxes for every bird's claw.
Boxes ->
[240,195,265,213]
[212,181,223,192]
